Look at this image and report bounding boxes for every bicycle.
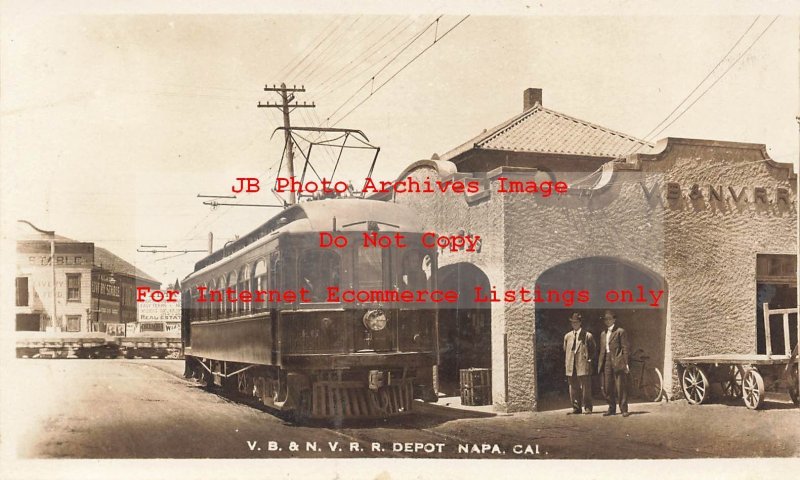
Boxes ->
[628,349,667,402]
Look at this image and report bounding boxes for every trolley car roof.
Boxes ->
[186,198,423,279]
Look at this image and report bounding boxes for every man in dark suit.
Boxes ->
[597,310,630,417]
[564,312,596,414]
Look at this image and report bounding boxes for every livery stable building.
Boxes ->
[381,88,797,412]
[15,220,161,335]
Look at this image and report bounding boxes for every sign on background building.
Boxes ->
[136,294,182,334]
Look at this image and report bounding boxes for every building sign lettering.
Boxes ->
[92,281,120,298]
[640,182,794,208]
[28,255,85,266]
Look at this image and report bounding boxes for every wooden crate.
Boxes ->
[460,368,492,406]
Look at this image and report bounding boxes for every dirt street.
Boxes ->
[7,359,799,459]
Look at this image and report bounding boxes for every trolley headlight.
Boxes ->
[363,309,387,332]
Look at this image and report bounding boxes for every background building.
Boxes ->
[15,220,160,335]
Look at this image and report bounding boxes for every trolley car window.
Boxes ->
[357,248,384,290]
[271,253,281,308]
[218,276,226,319]
[207,280,216,320]
[203,283,210,320]
[196,283,204,321]
[254,260,268,311]
[239,267,249,314]
[282,254,297,302]
[401,250,433,290]
[195,288,202,322]
[227,272,236,316]
[299,250,341,302]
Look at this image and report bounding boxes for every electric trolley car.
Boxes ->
[181,198,440,419]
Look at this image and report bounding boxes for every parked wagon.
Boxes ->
[15,331,119,359]
[119,336,182,359]
[675,304,799,410]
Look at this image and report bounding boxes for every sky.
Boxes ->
[2,7,798,285]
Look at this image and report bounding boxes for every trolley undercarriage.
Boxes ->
[187,355,427,419]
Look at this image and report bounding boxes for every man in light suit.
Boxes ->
[597,310,630,417]
[564,312,596,415]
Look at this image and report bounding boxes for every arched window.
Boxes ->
[218,276,227,318]
[208,280,216,320]
[227,272,236,315]
[197,283,206,321]
[238,266,249,314]
[191,287,200,323]
[253,259,268,312]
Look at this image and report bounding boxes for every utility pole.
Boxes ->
[258,83,315,205]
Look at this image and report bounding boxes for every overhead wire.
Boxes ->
[637,17,760,146]
[302,16,393,87]
[315,17,414,95]
[644,16,779,144]
[331,15,470,127]
[291,17,363,82]
[323,16,444,123]
[624,16,778,157]
[315,19,423,103]
[279,17,345,81]
[170,110,285,249]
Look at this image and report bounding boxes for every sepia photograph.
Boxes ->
[1,1,798,479]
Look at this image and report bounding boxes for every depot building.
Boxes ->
[382,88,797,412]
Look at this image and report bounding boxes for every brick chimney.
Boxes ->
[523,88,542,111]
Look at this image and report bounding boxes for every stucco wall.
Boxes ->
[392,164,510,409]
[651,140,796,360]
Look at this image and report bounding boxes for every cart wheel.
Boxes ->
[788,365,799,407]
[742,369,765,410]
[681,365,709,405]
[721,366,743,399]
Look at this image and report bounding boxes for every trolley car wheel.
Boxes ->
[681,365,709,405]
[742,369,765,410]
[721,366,743,399]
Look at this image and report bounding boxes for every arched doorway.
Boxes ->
[437,263,492,396]
[534,257,667,410]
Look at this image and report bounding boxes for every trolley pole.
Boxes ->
[258,83,315,205]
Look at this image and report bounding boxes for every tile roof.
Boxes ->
[440,104,654,161]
